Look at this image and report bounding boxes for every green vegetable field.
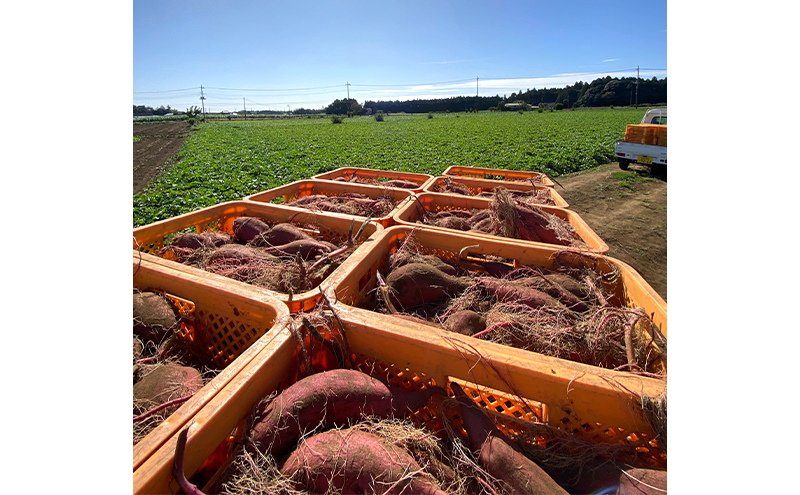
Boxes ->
[133,107,646,227]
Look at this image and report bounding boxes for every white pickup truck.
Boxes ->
[615,108,666,172]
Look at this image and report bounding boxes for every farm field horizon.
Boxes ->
[133,107,649,227]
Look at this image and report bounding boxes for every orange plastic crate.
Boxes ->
[132,256,290,473]
[624,124,647,143]
[424,175,569,208]
[133,305,665,495]
[133,201,383,313]
[442,165,556,187]
[243,179,414,228]
[312,167,435,192]
[325,225,665,373]
[624,124,666,146]
[393,192,609,253]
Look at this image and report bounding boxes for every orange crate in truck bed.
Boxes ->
[133,201,382,313]
[393,191,609,253]
[312,167,435,192]
[443,165,555,187]
[424,175,570,208]
[324,225,666,376]
[624,124,666,146]
[244,179,414,228]
[133,305,665,495]
[132,257,290,473]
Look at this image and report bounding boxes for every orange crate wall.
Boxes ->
[624,124,666,145]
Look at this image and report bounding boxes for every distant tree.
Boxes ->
[185,105,202,118]
[325,98,360,115]
[349,101,363,116]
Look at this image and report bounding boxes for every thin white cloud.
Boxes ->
[603,58,620,63]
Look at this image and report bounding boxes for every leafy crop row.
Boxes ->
[133,108,646,226]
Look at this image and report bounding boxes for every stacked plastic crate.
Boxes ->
[132,165,666,494]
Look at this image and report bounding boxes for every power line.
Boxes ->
[204,84,343,92]
[133,87,199,94]
[352,78,475,88]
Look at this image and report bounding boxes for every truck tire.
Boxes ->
[651,164,666,177]
[618,159,629,170]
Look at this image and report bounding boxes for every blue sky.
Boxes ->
[133,0,666,112]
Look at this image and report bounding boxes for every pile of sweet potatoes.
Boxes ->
[416,187,585,248]
[179,364,664,495]
[133,290,209,445]
[285,192,398,218]
[372,235,664,374]
[157,218,367,295]
[431,177,557,206]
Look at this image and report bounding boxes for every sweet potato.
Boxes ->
[529,272,590,313]
[133,291,177,345]
[281,428,447,495]
[478,277,567,312]
[250,369,446,458]
[452,382,568,495]
[249,223,314,247]
[383,179,420,189]
[390,253,459,277]
[431,215,471,231]
[204,244,278,265]
[514,203,577,246]
[385,263,470,309]
[133,363,203,417]
[171,232,232,250]
[444,310,486,336]
[545,272,591,299]
[262,239,333,259]
[232,217,271,243]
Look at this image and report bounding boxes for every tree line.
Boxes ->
[325,76,666,115]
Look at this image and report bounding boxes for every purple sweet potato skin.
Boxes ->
[263,239,332,259]
[386,263,469,309]
[250,223,314,247]
[280,428,446,495]
[452,383,568,495]
[232,217,271,243]
[133,292,177,345]
[250,369,445,458]
[444,310,486,336]
[133,363,203,415]
[478,277,565,311]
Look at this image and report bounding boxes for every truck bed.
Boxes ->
[614,140,667,167]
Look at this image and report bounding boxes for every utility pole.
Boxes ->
[243,97,247,120]
[200,85,206,120]
[476,77,479,97]
[635,66,639,108]
[346,82,351,100]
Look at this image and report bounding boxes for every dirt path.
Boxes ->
[555,163,667,301]
[133,121,190,195]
